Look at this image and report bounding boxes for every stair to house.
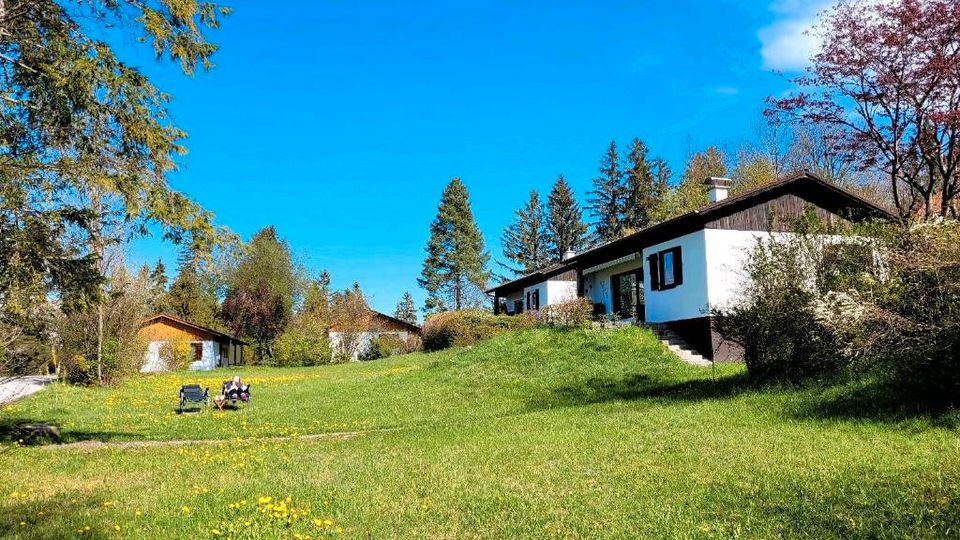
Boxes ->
[648,325,712,367]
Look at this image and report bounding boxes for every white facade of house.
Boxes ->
[503,278,576,314]
[581,254,644,319]
[641,230,711,323]
[329,330,414,361]
[140,340,219,373]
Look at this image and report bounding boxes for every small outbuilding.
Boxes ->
[328,311,421,361]
[138,314,247,372]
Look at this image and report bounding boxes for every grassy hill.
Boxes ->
[2,327,960,538]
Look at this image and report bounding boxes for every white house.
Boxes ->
[487,173,893,361]
[138,314,247,372]
[328,310,421,361]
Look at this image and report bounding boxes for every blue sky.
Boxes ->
[125,0,828,316]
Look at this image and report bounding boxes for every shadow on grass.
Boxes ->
[785,378,960,428]
[0,417,128,446]
[533,370,960,427]
[528,372,755,412]
[0,493,110,540]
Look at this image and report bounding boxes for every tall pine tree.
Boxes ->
[394,292,418,325]
[587,140,625,244]
[545,175,589,261]
[500,190,551,276]
[622,138,662,232]
[418,178,491,312]
[166,248,219,329]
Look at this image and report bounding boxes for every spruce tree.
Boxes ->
[166,248,218,328]
[418,178,491,312]
[545,175,589,261]
[622,138,661,232]
[500,190,551,276]
[394,292,418,325]
[587,140,625,243]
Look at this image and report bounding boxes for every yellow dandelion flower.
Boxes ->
[181,505,191,514]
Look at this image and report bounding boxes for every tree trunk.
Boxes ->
[91,190,105,385]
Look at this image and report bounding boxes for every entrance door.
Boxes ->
[611,268,644,321]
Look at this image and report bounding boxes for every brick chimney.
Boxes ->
[562,249,576,261]
[703,177,733,203]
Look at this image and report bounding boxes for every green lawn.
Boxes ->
[2,327,960,538]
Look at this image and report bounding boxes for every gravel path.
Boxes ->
[36,427,404,451]
[0,375,56,406]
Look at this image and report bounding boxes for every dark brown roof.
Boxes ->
[487,172,893,295]
[370,311,421,333]
[140,313,248,344]
[483,261,577,294]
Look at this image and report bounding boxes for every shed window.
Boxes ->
[191,342,203,361]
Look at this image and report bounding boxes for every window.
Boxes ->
[513,299,524,314]
[191,342,203,361]
[610,269,643,317]
[526,289,540,310]
[648,246,683,291]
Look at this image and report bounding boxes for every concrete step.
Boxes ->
[648,325,711,367]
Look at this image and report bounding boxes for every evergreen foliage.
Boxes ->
[419,178,491,312]
[500,190,551,276]
[622,138,666,232]
[545,175,589,261]
[587,141,625,243]
[164,248,219,329]
[394,292,418,325]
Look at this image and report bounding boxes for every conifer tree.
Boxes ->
[663,146,727,218]
[418,178,491,312]
[394,292,418,325]
[546,175,589,261]
[500,190,551,277]
[166,248,219,328]
[621,138,664,232]
[587,140,625,243]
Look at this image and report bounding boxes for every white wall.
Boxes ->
[522,282,548,310]
[702,229,769,313]
[330,331,411,361]
[141,339,218,372]
[642,230,710,323]
[582,256,644,315]
[546,280,577,305]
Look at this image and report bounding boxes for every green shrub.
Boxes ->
[422,310,534,351]
[534,298,593,328]
[272,328,332,366]
[359,333,421,361]
[712,228,849,383]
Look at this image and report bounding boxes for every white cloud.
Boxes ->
[758,1,832,71]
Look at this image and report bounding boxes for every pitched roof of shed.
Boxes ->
[140,313,248,344]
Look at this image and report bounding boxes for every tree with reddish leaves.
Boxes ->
[220,227,297,362]
[770,0,960,220]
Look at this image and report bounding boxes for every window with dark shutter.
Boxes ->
[533,289,540,310]
[649,246,683,290]
[648,254,660,291]
[671,246,683,286]
[610,275,622,313]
